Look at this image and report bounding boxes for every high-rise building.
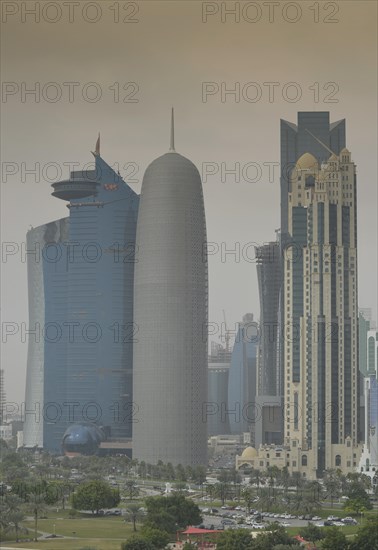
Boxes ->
[255,241,281,397]
[359,309,376,377]
[358,316,378,478]
[284,146,361,476]
[23,142,139,453]
[280,112,346,240]
[227,314,259,435]
[207,342,231,436]
[132,111,208,466]
[279,113,347,416]
[0,369,6,425]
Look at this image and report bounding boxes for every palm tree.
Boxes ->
[125,480,139,500]
[124,504,144,532]
[258,487,273,512]
[249,468,263,496]
[214,482,231,506]
[27,492,47,542]
[6,510,25,542]
[241,487,254,514]
[323,469,342,508]
[280,467,290,498]
[307,480,322,508]
[291,471,303,496]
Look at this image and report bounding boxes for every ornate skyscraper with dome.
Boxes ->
[283,145,361,476]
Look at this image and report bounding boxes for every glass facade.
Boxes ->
[24,153,139,452]
[228,315,259,434]
[255,242,281,397]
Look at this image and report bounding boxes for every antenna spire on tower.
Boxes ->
[169,107,175,152]
[93,132,100,156]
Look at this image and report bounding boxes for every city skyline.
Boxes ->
[1,1,377,408]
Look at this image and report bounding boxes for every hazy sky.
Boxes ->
[1,0,377,404]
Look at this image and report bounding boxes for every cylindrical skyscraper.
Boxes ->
[132,110,208,466]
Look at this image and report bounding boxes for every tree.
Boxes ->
[321,527,349,550]
[124,504,144,532]
[280,467,290,498]
[343,498,368,519]
[144,494,201,532]
[125,480,140,500]
[214,482,232,506]
[1,494,26,543]
[175,464,187,482]
[193,465,206,486]
[349,518,378,550]
[140,526,170,549]
[242,487,254,514]
[6,510,25,543]
[323,469,342,508]
[71,480,120,515]
[174,482,187,494]
[254,524,299,549]
[298,523,325,545]
[216,529,255,549]
[27,491,47,542]
[121,536,154,550]
[344,482,372,511]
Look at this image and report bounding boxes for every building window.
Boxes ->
[335,455,341,467]
[302,455,308,466]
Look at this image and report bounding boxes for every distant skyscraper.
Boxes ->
[227,314,258,435]
[0,369,6,425]
[207,342,231,436]
[359,317,378,477]
[255,241,281,397]
[23,143,139,452]
[359,309,374,377]
[132,111,208,466]
[284,146,361,476]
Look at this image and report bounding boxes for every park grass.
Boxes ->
[286,524,361,537]
[22,517,137,539]
[1,538,124,549]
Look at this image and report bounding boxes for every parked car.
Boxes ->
[342,517,357,525]
[221,519,236,525]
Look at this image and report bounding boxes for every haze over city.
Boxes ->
[1,1,377,406]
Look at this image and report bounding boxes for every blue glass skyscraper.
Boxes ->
[227,314,259,435]
[24,143,139,453]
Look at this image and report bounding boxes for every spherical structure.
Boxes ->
[132,151,208,467]
[62,423,105,455]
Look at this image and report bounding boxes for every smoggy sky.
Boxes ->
[1,0,377,404]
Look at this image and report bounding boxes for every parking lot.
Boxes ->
[200,507,358,530]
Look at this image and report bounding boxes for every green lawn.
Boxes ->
[1,538,124,550]
[286,524,361,537]
[22,516,137,539]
